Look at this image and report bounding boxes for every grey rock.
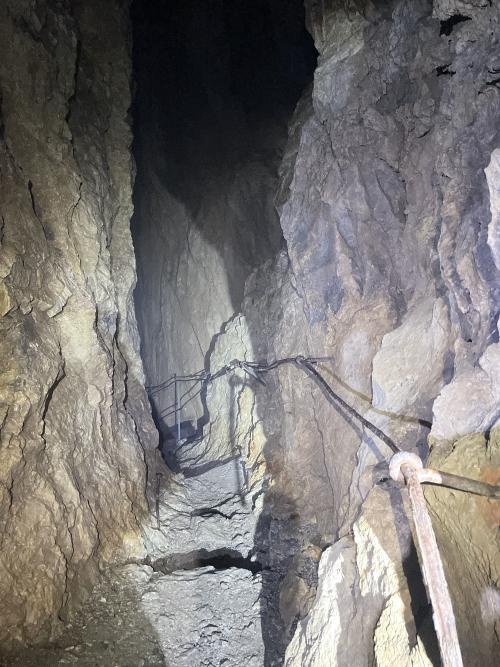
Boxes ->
[140,567,264,667]
[2,0,500,664]
[144,457,261,561]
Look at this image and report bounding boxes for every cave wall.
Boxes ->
[0,0,498,663]
[0,0,156,644]
[131,0,315,442]
[131,0,500,664]
[278,0,500,664]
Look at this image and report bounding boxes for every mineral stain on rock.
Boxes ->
[0,0,499,665]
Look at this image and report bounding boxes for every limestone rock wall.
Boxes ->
[279,0,500,664]
[2,0,498,662]
[0,0,156,645]
[131,0,499,664]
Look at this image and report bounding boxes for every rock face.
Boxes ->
[1,0,499,664]
[284,488,437,667]
[278,0,500,664]
[132,0,499,665]
[0,0,157,646]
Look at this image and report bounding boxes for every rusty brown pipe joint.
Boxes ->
[389,452,500,499]
[389,451,424,484]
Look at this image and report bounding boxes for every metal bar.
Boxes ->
[390,453,463,667]
[173,373,178,447]
[155,472,161,530]
[418,468,500,499]
[176,374,181,444]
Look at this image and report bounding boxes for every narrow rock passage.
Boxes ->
[1,0,499,665]
[130,1,320,664]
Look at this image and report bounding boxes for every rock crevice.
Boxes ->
[0,0,499,665]
[0,0,157,645]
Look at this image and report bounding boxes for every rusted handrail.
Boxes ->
[416,467,500,499]
[390,452,464,667]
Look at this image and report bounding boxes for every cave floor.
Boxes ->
[0,428,278,666]
[0,568,166,667]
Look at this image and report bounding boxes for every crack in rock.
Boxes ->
[146,548,264,576]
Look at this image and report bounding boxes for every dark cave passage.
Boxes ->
[130,2,318,665]
[1,0,498,665]
[131,0,317,466]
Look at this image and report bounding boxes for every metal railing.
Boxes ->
[150,355,499,666]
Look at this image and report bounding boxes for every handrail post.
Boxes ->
[389,452,464,667]
[173,373,181,446]
[176,375,181,443]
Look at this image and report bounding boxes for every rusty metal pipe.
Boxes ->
[390,452,464,667]
[417,468,500,499]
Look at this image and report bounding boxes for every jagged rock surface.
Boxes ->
[278,0,500,664]
[284,487,438,667]
[0,0,157,646]
[132,0,500,663]
[1,0,499,664]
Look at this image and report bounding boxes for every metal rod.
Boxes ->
[390,453,463,667]
[175,374,181,444]
[155,472,161,530]
[418,468,500,499]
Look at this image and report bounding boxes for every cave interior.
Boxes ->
[0,0,499,665]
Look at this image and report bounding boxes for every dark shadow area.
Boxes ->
[148,547,263,575]
[131,0,316,217]
[439,14,471,36]
[131,1,318,664]
[253,485,321,664]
